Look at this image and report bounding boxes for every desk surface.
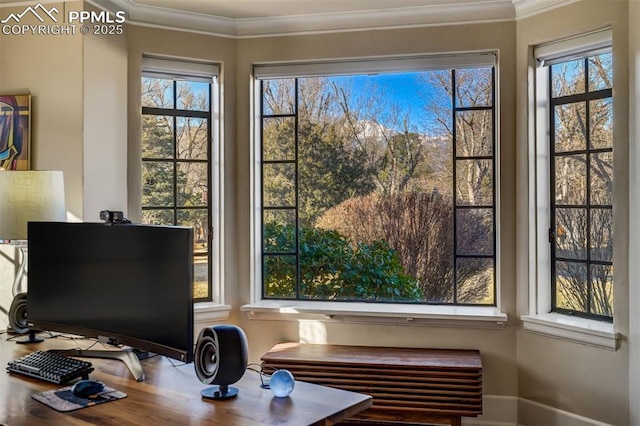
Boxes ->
[0,334,371,425]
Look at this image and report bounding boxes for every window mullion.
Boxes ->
[451,69,458,304]
[294,78,301,301]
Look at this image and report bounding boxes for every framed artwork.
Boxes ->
[0,94,31,170]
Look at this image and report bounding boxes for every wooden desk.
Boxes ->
[0,335,372,425]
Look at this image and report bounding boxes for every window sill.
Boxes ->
[194,302,231,325]
[521,313,619,350]
[241,301,507,329]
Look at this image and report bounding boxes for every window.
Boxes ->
[253,54,497,306]
[141,57,219,302]
[533,30,613,322]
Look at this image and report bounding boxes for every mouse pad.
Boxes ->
[32,385,127,412]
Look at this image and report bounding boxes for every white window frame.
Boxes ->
[241,52,507,328]
[521,29,619,350]
[140,56,230,324]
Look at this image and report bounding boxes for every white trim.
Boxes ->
[470,394,614,426]
[463,395,519,426]
[142,56,219,81]
[253,52,496,79]
[193,302,231,326]
[7,0,589,39]
[250,57,501,319]
[521,313,618,350]
[526,32,617,345]
[534,28,612,66]
[512,0,580,20]
[87,0,516,38]
[241,301,507,329]
[518,397,614,426]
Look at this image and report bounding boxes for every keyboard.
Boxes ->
[7,350,94,385]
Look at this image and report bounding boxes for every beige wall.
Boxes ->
[234,22,519,397]
[0,1,85,329]
[82,14,128,221]
[515,1,630,425]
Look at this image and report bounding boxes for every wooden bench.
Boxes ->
[261,343,482,426]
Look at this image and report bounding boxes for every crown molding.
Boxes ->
[512,0,581,20]
[92,0,516,38]
[4,0,585,38]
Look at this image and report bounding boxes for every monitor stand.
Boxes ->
[51,348,147,381]
[15,329,44,344]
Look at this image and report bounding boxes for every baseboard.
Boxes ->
[461,395,610,426]
[517,398,613,426]
[463,395,519,426]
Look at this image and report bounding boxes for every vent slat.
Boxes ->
[261,343,483,422]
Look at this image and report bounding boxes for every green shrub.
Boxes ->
[264,223,422,302]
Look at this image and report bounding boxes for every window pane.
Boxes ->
[555,261,587,312]
[590,152,613,205]
[457,208,493,256]
[177,208,210,300]
[259,62,495,306]
[455,110,492,157]
[456,258,493,304]
[555,155,586,205]
[264,255,296,298]
[554,103,586,152]
[456,159,493,206]
[555,208,587,260]
[263,163,296,207]
[588,53,612,91]
[455,68,492,108]
[263,117,296,161]
[178,208,208,252]
[551,59,585,97]
[263,79,296,115]
[177,80,210,111]
[590,208,613,262]
[590,98,613,149]
[177,162,208,207]
[142,209,173,225]
[142,77,173,108]
[142,161,174,207]
[264,209,296,253]
[590,264,613,316]
[177,117,208,160]
[193,255,209,300]
[142,115,174,159]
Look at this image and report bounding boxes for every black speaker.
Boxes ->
[8,292,29,334]
[194,324,248,400]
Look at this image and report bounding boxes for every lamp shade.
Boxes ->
[0,171,65,241]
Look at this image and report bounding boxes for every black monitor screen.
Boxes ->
[27,222,194,363]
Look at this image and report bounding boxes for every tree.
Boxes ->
[315,191,492,303]
[141,77,210,243]
[263,223,423,302]
[550,53,613,316]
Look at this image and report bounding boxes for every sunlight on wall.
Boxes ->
[298,320,327,344]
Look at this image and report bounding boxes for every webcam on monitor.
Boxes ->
[100,210,131,224]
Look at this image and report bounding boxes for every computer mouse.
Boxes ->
[71,379,105,398]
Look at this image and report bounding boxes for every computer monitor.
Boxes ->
[26,221,194,380]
